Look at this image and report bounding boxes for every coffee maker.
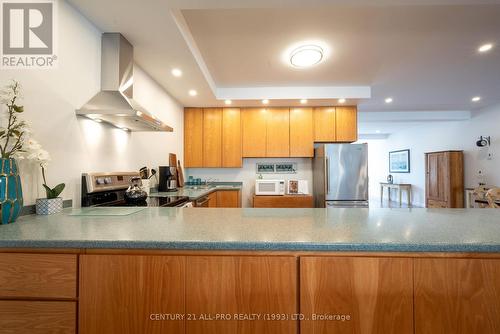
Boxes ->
[158,166,178,192]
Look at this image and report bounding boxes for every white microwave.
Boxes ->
[255,179,285,196]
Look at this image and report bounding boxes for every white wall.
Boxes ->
[186,158,313,207]
[366,103,500,207]
[0,0,184,206]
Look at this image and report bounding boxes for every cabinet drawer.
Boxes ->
[427,199,448,208]
[0,300,76,334]
[0,253,77,299]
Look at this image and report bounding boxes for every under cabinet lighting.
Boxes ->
[224,99,232,105]
[338,98,346,104]
[300,99,308,104]
[262,99,269,105]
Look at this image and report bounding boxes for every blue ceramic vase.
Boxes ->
[0,158,23,224]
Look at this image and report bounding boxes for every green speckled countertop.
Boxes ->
[1,207,500,252]
[149,183,242,200]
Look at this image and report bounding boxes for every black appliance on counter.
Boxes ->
[81,172,189,207]
[158,166,178,192]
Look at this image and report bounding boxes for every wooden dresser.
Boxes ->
[425,150,464,208]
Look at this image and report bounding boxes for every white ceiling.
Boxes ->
[68,0,500,129]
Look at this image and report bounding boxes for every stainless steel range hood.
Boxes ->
[77,33,173,132]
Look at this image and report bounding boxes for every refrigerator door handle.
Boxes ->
[325,156,330,194]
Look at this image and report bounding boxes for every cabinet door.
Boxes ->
[300,257,413,334]
[426,152,448,203]
[79,255,185,334]
[290,107,314,157]
[0,301,76,334]
[222,108,242,167]
[184,108,203,167]
[216,190,241,208]
[203,108,222,167]
[242,108,267,157]
[313,107,336,142]
[208,191,217,207]
[186,256,297,334]
[335,106,358,142]
[266,108,290,157]
[415,258,500,334]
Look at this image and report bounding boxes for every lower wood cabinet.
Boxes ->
[186,256,297,334]
[300,256,414,334]
[79,255,185,334]
[253,195,314,208]
[414,258,500,334]
[0,300,76,334]
[216,190,241,208]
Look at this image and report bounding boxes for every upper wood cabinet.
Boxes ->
[222,108,242,167]
[336,106,358,142]
[184,108,203,168]
[313,107,336,142]
[300,256,414,334]
[290,107,314,157]
[202,108,222,168]
[266,108,290,157]
[242,108,267,157]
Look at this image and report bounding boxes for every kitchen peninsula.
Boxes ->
[0,208,500,334]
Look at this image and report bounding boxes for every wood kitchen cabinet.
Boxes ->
[242,107,267,157]
[313,107,336,142]
[216,190,241,207]
[425,151,464,208]
[203,108,222,167]
[300,256,414,334]
[186,256,297,334]
[414,258,500,334]
[184,108,204,167]
[266,108,290,157]
[79,255,185,334]
[290,107,314,157]
[222,108,242,167]
[336,106,358,142]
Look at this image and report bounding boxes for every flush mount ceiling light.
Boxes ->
[300,99,308,104]
[289,45,324,68]
[478,43,493,53]
[472,96,481,102]
[224,99,232,105]
[171,68,182,77]
[262,99,269,105]
[338,98,346,104]
[385,97,393,104]
[189,89,197,96]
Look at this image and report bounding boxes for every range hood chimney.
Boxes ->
[77,33,173,132]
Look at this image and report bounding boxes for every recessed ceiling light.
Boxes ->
[338,98,346,104]
[472,96,481,102]
[224,99,232,105]
[262,99,269,105]
[171,68,182,77]
[478,43,493,53]
[385,97,393,104]
[300,99,308,104]
[189,89,197,96]
[290,45,324,68]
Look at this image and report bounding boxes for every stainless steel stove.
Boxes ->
[81,172,189,207]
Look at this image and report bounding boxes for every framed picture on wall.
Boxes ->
[389,149,410,173]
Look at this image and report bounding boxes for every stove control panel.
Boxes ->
[84,172,140,193]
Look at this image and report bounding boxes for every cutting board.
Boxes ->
[177,160,185,187]
[169,153,177,167]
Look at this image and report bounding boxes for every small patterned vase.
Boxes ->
[0,158,23,224]
[36,197,63,215]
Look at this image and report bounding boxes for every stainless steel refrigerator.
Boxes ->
[313,144,369,208]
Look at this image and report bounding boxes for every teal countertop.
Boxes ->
[0,207,500,252]
[149,183,242,200]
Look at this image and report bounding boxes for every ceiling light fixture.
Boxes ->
[338,98,346,104]
[289,45,324,68]
[94,119,102,123]
[300,99,308,104]
[478,43,493,53]
[189,89,197,96]
[224,99,232,105]
[171,68,182,77]
[385,97,393,104]
[122,127,129,131]
[262,99,269,105]
[472,96,481,102]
